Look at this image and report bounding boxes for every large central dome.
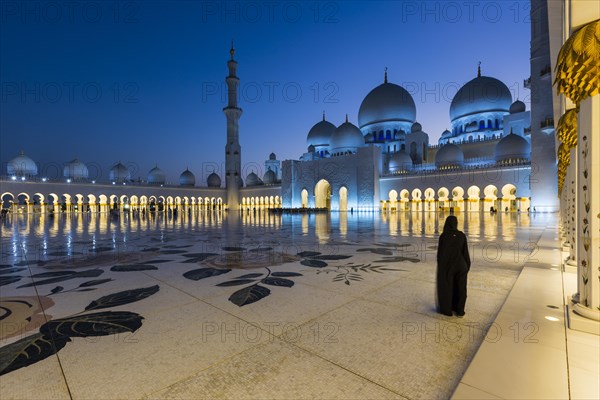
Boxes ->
[450,75,512,122]
[358,81,416,129]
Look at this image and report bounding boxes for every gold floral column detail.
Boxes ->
[554,19,600,105]
[556,108,578,194]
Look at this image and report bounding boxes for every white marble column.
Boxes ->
[567,147,578,267]
[574,94,600,319]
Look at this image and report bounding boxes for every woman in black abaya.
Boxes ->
[436,215,471,317]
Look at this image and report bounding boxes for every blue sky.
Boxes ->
[1,0,532,183]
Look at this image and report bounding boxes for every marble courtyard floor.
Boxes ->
[0,211,566,399]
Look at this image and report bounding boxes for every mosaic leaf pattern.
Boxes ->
[40,311,143,338]
[17,269,104,288]
[0,333,70,376]
[183,268,231,281]
[111,265,158,272]
[85,285,160,311]
[229,284,270,307]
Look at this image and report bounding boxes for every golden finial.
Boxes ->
[477,61,481,77]
[322,111,325,121]
[384,67,388,83]
[230,40,235,60]
[345,114,349,123]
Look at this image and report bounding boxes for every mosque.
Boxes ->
[2,38,557,215]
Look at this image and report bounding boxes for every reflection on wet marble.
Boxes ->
[0,210,555,399]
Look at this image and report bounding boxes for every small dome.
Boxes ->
[179,169,195,186]
[307,144,315,153]
[245,172,263,187]
[263,169,276,184]
[63,158,88,180]
[147,166,166,185]
[109,162,130,182]
[509,100,526,114]
[307,118,336,148]
[269,152,277,160]
[438,129,452,143]
[358,81,417,129]
[450,75,512,122]
[435,143,464,168]
[494,132,530,163]
[207,172,221,187]
[7,151,38,177]
[411,122,422,133]
[330,120,364,153]
[389,151,413,173]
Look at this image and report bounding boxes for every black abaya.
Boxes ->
[437,216,471,316]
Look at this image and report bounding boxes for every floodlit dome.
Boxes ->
[7,151,38,177]
[509,100,526,114]
[358,81,417,129]
[411,122,422,133]
[307,117,336,148]
[494,132,531,163]
[330,119,364,153]
[245,172,263,186]
[449,75,512,122]
[441,129,452,138]
[147,166,166,185]
[263,168,276,185]
[389,151,413,173]
[207,172,221,188]
[269,152,277,160]
[63,158,88,180]
[435,143,464,168]
[109,162,130,182]
[179,169,195,186]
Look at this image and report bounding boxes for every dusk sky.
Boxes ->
[1,0,532,183]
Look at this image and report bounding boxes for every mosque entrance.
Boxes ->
[301,189,308,208]
[315,179,331,209]
[339,187,348,211]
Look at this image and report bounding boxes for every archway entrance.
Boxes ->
[315,179,331,209]
[301,189,308,208]
[339,187,348,211]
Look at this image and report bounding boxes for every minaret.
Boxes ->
[529,0,558,211]
[224,41,242,210]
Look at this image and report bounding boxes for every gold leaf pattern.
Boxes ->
[554,20,600,105]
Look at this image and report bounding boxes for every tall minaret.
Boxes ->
[224,41,242,210]
[529,0,558,212]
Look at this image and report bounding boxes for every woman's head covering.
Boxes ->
[443,215,458,232]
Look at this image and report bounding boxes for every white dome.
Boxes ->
[307,117,336,148]
[441,129,452,138]
[494,132,530,163]
[411,122,422,133]
[109,162,130,182]
[147,166,166,185]
[330,120,364,153]
[389,151,413,173]
[207,172,221,187]
[450,75,512,122]
[245,172,263,186]
[358,81,417,129]
[63,158,88,180]
[509,100,526,114]
[179,169,195,186]
[7,151,38,177]
[263,169,276,184]
[435,143,464,167]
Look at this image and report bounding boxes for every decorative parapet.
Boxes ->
[554,19,600,105]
